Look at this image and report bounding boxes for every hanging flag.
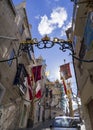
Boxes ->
[60,63,72,80]
[62,78,67,95]
[13,64,27,85]
[13,64,27,94]
[35,81,42,99]
[27,75,33,100]
[31,65,42,82]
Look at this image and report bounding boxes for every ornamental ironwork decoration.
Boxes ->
[1,35,93,63]
[19,35,93,63]
[20,35,74,54]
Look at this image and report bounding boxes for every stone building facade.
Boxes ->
[71,0,93,130]
[0,1,34,130]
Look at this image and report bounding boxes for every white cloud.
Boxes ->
[38,15,56,35]
[35,15,40,19]
[61,20,72,37]
[50,7,67,28]
[38,7,68,36]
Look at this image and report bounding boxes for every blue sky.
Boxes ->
[13,0,77,95]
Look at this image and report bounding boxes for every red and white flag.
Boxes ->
[31,65,42,82]
[27,75,33,100]
[35,81,42,99]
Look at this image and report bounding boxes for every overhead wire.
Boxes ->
[0,55,21,63]
[71,54,93,63]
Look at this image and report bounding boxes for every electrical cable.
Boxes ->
[70,53,93,63]
[0,55,21,63]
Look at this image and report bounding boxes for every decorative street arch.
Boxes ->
[19,35,73,54]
